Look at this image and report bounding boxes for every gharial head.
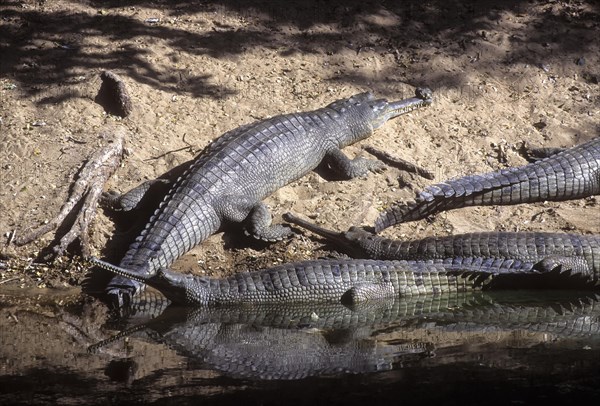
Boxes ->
[90,257,210,306]
[325,87,433,137]
[370,87,433,130]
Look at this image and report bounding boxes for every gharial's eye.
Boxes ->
[197,276,210,286]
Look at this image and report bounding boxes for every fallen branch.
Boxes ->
[363,145,435,180]
[0,277,18,285]
[15,125,127,258]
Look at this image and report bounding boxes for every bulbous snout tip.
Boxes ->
[415,87,433,101]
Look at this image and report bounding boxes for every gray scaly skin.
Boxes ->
[283,213,600,280]
[375,136,600,230]
[176,323,427,380]
[103,89,433,305]
[91,257,553,306]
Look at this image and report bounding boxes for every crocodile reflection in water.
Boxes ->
[90,291,600,381]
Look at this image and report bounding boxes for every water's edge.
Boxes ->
[2,289,600,405]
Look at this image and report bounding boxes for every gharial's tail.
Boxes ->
[376,165,539,231]
[375,137,600,232]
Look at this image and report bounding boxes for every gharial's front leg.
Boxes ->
[324,149,386,179]
[521,145,566,162]
[102,158,195,212]
[220,197,293,242]
[341,281,396,305]
[102,179,172,212]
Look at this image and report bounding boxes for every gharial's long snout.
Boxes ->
[91,257,198,305]
[371,87,433,129]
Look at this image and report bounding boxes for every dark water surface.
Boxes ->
[2,288,600,405]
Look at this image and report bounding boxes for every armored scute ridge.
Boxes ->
[375,136,600,230]
[100,89,433,306]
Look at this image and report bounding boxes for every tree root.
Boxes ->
[14,125,127,259]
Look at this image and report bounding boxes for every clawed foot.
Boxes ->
[347,156,387,178]
[245,224,295,242]
[363,158,387,175]
[100,189,124,210]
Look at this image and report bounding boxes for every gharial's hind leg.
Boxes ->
[533,255,594,279]
[220,197,293,242]
[341,282,395,305]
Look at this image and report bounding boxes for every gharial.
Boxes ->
[283,213,600,281]
[90,256,558,306]
[95,88,433,306]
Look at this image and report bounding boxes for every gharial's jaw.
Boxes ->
[90,257,208,306]
[370,87,433,130]
[90,257,148,284]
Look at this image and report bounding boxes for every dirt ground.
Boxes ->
[1,2,600,401]
[1,0,599,291]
